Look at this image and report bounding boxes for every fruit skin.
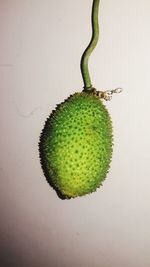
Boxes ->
[39,92,113,199]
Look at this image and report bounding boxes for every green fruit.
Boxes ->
[39,91,113,199]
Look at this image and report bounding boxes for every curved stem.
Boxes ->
[81,0,100,90]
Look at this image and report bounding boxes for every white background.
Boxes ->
[1,0,150,266]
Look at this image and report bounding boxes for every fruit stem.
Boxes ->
[81,0,100,90]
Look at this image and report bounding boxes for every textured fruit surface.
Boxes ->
[39,92,113,198]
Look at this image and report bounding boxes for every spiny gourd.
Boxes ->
[39,91,113,198]
[39,0,119,199]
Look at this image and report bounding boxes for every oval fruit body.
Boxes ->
[39,92,113,198]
